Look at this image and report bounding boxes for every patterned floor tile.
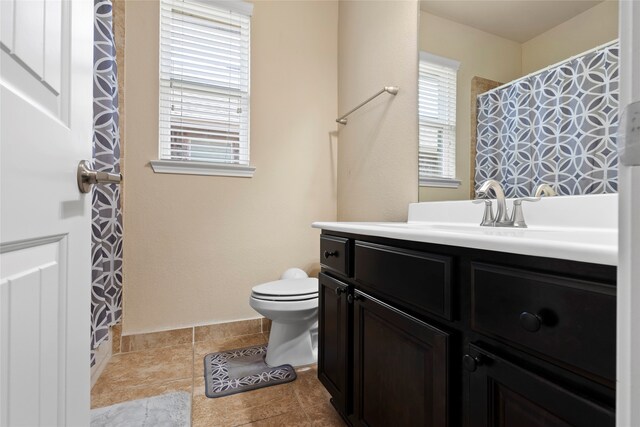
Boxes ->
[92,327,346,426]
[305,400,346,427]
[91,343,193,395]
[241,409,311,426]
[191,382,300,427]
[292,366,332,409]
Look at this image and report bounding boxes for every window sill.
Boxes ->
[150,160,256,178]
[420,177,461,188]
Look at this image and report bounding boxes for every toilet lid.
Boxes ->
[251,278,318,297]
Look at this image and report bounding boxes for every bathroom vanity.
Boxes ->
[313,195,617,427]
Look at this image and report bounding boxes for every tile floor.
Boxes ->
[92,332,346,426]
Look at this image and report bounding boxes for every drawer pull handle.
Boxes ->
[324,250,338,259]
[463,354,483,372]
[335,287,346,296]
[519,311,543,332]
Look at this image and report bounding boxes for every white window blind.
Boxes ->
[159,0,252,166]
[419,52,460,187]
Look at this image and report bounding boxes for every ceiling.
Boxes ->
[420,0,605,43]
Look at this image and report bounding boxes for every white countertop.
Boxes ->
[313,194,618,266]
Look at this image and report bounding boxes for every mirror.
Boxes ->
[418,0,620,202]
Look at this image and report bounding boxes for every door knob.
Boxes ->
[77,160,122,193]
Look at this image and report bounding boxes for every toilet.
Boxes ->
[249,269,318,367]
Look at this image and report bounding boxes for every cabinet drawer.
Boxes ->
[354,241,452,320]
[467,344,614,427]
[320,235,351,277]
[471,262,615,381]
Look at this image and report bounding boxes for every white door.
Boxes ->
[0,0,94,425]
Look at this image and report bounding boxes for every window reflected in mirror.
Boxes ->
[419,52,461,189]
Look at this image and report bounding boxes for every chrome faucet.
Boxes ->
[534,183,557,197]
[472,199,495,226]
[476,179,510,226]
[475,179,540,227]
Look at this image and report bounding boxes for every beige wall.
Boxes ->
[418,11,522,202]
[522,0,618,75]
[337,0,419,221]
[123,0,338,334]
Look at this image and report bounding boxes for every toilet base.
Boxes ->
[265,318,318,367]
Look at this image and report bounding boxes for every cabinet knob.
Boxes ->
[324,250,338,259]
[347,294,362,304]
[463,354,482,372]
[335,287,346,296]
[519,311,542,332]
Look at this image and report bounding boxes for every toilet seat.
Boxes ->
[251,278,318,302]
[248,275,319,366]
[251,293,317,302]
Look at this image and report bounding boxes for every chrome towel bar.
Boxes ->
[336,86,399,125]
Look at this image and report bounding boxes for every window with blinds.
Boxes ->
[418,51,460,187]
[159,0,252,167]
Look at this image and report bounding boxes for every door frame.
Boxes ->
[616,1,640,426]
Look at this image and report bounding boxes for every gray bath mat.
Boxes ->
[90,391,190,427]
[204,344,297,398]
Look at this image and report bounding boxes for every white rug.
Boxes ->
[90,391,191,427]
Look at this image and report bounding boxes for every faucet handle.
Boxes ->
[518,196,541,203]
[510,197,541,228]
[534,183,557,197]
[473,199,495,226]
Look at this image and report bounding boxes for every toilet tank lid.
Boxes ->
[252,278,318,296]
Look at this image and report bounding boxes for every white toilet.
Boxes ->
[249,269,318,367]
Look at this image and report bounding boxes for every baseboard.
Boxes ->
[117,317,272,353]
[90,335,113,389]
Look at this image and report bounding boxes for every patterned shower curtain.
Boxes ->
[91,0,123,366]
[475,42,619,198]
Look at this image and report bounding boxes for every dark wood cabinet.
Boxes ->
[320,235,352,277]
[318,272,351,415]
[471,262,616,381]
[352,291,449,427]
[317,231,616,427]
[466,344,614,427]
[354,241,453,320]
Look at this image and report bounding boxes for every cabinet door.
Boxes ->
[318,272,351,415]
[353,291,449,427]
[466,344,614,427]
